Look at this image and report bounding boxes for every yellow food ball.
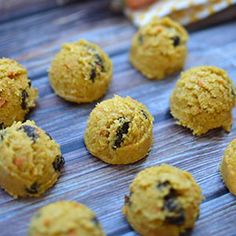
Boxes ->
[170,66,236,135]
[130,17,188,80]
[29,201,105,236]
[0,58,38,128]
[0,120,64,198]
[49,39,112,103]
[221,139,236,195]
[84,95,153,164]
[123,165,203,236]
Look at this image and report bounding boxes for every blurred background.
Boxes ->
[0,0,236,30]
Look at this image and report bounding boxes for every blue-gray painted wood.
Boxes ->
[0,1,236,235]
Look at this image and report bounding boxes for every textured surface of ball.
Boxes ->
[0,120,64,198]
[0,58,38,128]
[29,201,105,236]
[49,40,112,103]
[123,164,203,236]
[221,139,236,195]
[130,17,188,80]
[170,66,236,135]
[84,95,153,164]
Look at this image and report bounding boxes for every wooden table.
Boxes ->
[0,1,236,235]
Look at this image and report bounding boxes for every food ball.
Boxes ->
[130,17,188,80]
[49,39,113,103]
[221,139,236,195]
[123,165,203,236]
[170,66,236,135]
[0,120,64,198]
[28,201,105,236]
[0,58,38,128]
[84,95,153,164]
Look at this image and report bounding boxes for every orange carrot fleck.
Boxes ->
[64,64,70,70]
[99,130,109,137]
[43,219,51,227]
[156,26,163,33]
[198,80,204,87]
[13,157,25,168]
[68,229,76,236]
[7,71,16,79]
[126,0,156,10]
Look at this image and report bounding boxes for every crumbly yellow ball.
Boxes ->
[170,66,236,135]
[29,201,105,236]
[0,58,38,128]
[0,120,64,198]
[130,17,188,80]
[49,39,112,103]
[123,165,203,236]
[221,139,236,195]
[84,95,153,164]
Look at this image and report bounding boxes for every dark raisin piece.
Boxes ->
[165,203,185,225]
[125,191,133,206]
[24,113,29,122]
[138,34,144,44]
[166,211,185,225]
[28,79,32,87]
[21,89,29,110]
[52,155,65,172]
[171,36,180,47]
[90,67,96,82]
[196,211,200,221]
[19,125,39,142]
[165,194,179,212]
[0,131,5,141]
[112,118,130,149]
[45,132,53,140]
[156,180,170,191]
[89,51,105,82]
[231,88,236,97]
[180,228,193,236]
[141,109,148,119]
[92,216,99,225]
[0,123,4,130]
[26,182,39,194]
[95,54,105,72]
[164,189,185,225]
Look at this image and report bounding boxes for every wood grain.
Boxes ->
[0,0,80,23]
[0,1,236,235]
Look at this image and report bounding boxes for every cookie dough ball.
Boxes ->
[0,120,64,198]
[0,58,38,128]
[84,95,153,164]
[29,201,105,236]
[49,39,112,103]
[221,139,236,195]
[130,17,188,80]
[123,165,203,236]
[170,66,236,136]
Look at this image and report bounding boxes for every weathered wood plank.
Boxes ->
[0,1,236,235]
[0,0,81,23]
